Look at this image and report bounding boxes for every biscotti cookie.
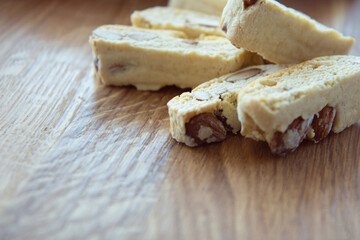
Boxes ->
[237,55,360,156]
[168,65,286,147]
[131,7,224,38]
[220,0,355,64]
[131,7,264,66]
[89,25,254,90]
[168,0,228,16]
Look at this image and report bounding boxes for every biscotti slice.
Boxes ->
[220,0,355,64]
[89,25,253,90]
[168,65,286,147]
[237,55,360,156]
[131,7,224,38]
[168,0,228,16]
[131,7,264,66]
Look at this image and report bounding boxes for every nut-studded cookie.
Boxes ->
[237,55,360,156]
[220,0,355,64]
[167,65,286,147]
[131,7,224,39]
[89,25,257,90]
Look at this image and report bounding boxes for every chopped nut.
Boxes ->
[225,68,263,83]
[216,89,228,101]
[215,110,233,132]
[196,23,218,29]
[244,0,258,9]
[109,64,128,73]
[182,39,199,45]
[310,106,336,143]
[269,117,312,156]
[185,19,218,29]
[94,58,99,72]
[186,113,227,146]
[221,22,228,33]
[193,91,212,101]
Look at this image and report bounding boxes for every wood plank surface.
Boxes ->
[0,0,359,239]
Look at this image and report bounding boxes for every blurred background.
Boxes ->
[1,0,358,54]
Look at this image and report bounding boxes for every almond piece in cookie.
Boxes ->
[186,113,227,145]
[270,117,313,156]
[309,106,337,143]
[237,55,360,156]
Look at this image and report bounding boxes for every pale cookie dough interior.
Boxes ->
[131,6,225,38]
[90,25,252,90]
[168,0,228,16]
[221,0,355,64]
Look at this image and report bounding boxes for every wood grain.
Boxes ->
[0,0,359,239]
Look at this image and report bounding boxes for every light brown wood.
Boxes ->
[0,0,359,239]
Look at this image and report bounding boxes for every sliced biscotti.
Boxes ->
[89,25,254,90]
[220,0,355,64]
[131,7,224,38]
[168,65,286,147]
[131,7,264,66]
[168,0,228,16]
[237,55,360,156]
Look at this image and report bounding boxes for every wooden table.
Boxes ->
[0,0,359,239]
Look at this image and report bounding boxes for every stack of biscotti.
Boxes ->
[89,7,263,90]
[167,0,359,156]
[89,1,358,156]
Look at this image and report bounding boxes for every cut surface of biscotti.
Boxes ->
[168,0,228,16]
[89,25,254,90]
[131,6,224,38]
[131,7,264,66]
[220,0,355,64]
[168,65,287,147]
[237,55,360,156]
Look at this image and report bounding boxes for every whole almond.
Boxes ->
[186,113,226,146]
[269,117,312,156]
[311,106,336,143]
